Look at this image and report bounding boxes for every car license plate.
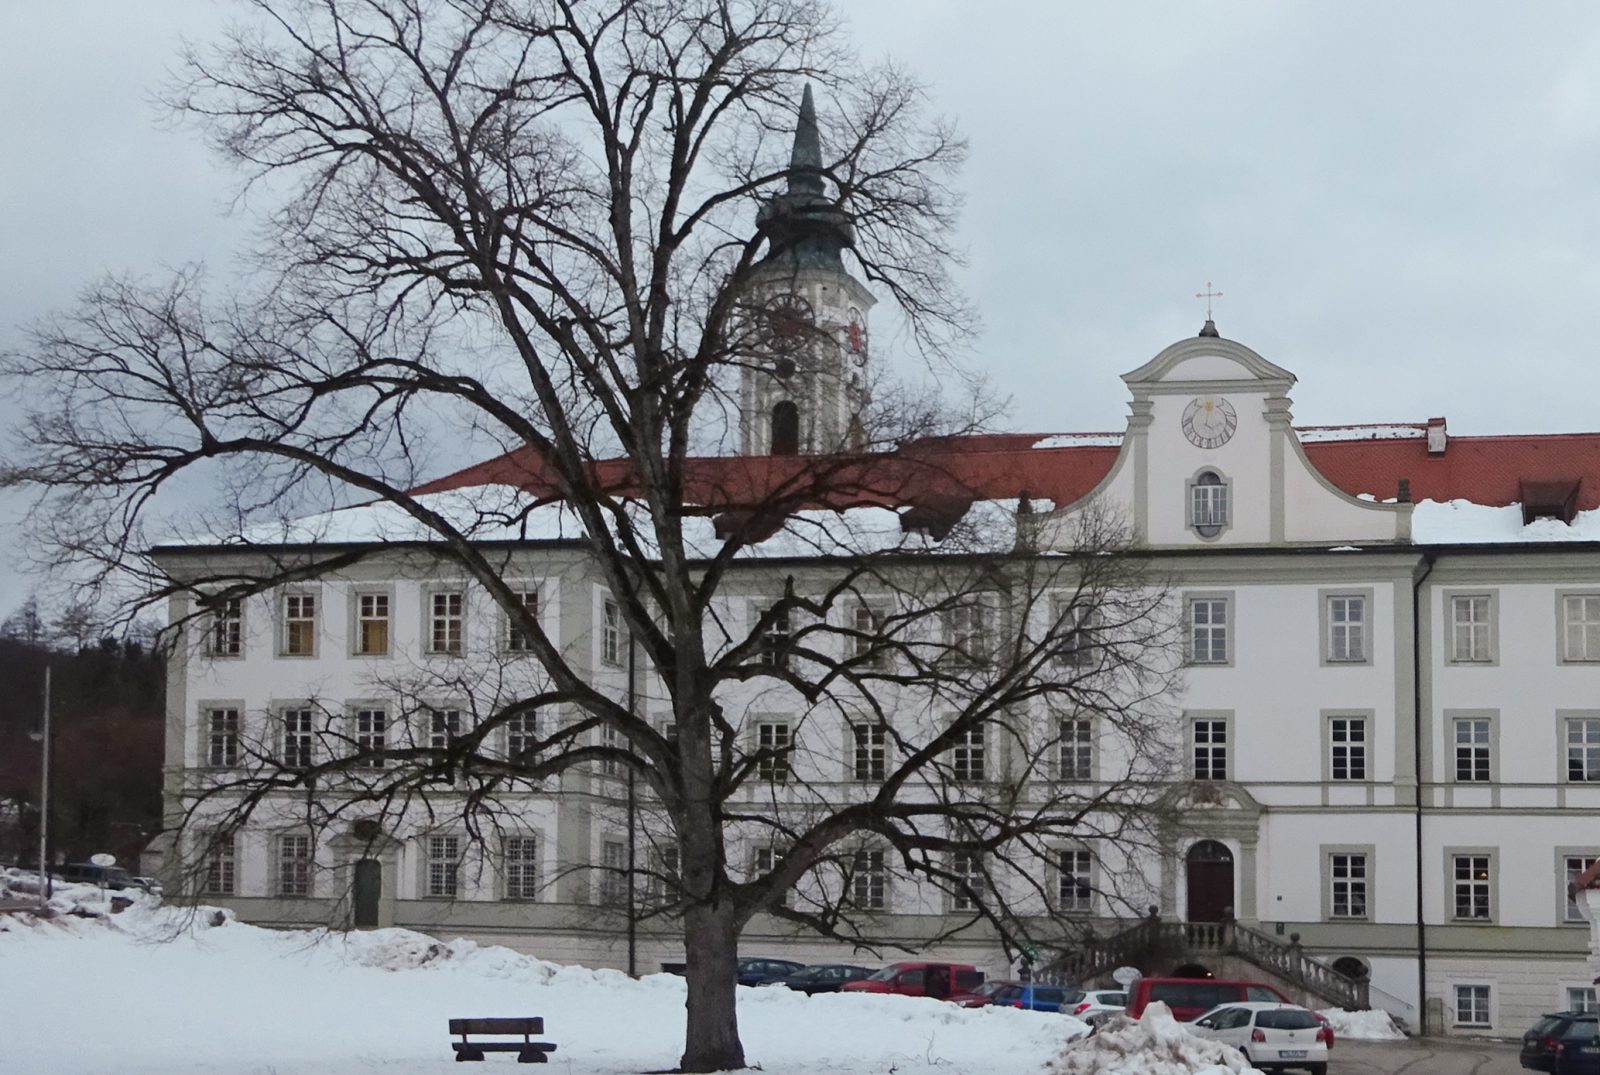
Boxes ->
[1279,1050,1308,1059]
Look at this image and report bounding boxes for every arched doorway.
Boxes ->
[1185,840,1235,923]
[770,401,800,456]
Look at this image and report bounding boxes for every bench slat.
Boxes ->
[450,1017,544,1035]
[451,1042,557,1053]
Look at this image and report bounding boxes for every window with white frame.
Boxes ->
[650,844,681,904]
[504,589,540,653]
[1569,718,1600,782]
[1192,718,1228,781]
[1566,856,1599,922]
[950,726,985,783]
[949,850,985,911]
[202,833,236,896]
[1190,471,1229,538]
[1452,854,1492,920]
[1326,595,1366,662]
[1566,595,1600,662]
[756,721,792,783]
[1329,852,1368,919]
[1567,987,1598,1014]
[277,833,312,898]
[851,849,887,910]
[280,707,314,769]
[753,846,788,906]
[429,708,462,751]
[1454,717,1492,782]
[282,593,317,656]
[506,709,539,760]
[504,835,539,900]
[1055,602,1096,667]
[352,707,386,768]
[426,835,459,898]
[1058,717,1093,780]
[206,598,242,657]
[601,597,624,666]
[429,591,464,655]
[1329,716,1367,781]
[852,603,886,667]
[599,722,623,776]
[759,606,792,668]
[1187,597,1229,664]
[1451,595,1492,662]
[852,723,887,781]
[599,839,627,904]
[1454,984,1491,1026]
[1058,848,1094,912]
[943,601,992,665]
[355,592,389,655]
[206,707,240,768]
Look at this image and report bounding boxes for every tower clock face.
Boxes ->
[1181,395,1238,449]
[757,293,814,353]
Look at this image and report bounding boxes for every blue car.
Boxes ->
[987,982,1085,1012]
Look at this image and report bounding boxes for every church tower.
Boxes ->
[739,85,876,456]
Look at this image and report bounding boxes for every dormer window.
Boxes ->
[1189,470,1230,539]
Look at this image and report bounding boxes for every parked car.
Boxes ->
[841,961,984,1001]
[1125,977,1298,1022]
[1187,1002,1331,1075]
[1064,989,1128,1024]
[736,958,805,987]
[55,863,138,891]
[1522,1011,1600,1073]
[782,964,873,995]
[953,980,1013,1007]
[982,982,1084,1013]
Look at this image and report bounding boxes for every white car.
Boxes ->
[1061,989,1127,1025]
[1186,1001,1330,1074]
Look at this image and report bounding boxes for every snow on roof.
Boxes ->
[1412,499,1600,545]
[1294,424,1427,443]
[1031,432,1125,449]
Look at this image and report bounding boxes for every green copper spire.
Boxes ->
[788,83,825,196]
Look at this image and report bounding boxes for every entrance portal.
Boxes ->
[1185,840,1234,923]
[353,858,382,928]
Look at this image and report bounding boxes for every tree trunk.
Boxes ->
[679,899,745,1072]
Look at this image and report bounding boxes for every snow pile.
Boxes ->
[0,892,1085,1075]
[1318,1006,1407,1040]
[1413,498,1600,545]
[1051,1002,1258,1075]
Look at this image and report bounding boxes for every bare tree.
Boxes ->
[0,1,1182,1069]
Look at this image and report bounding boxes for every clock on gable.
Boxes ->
[1181,395,1237,449]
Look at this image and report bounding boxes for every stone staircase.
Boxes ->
[1037,912,1370,1012]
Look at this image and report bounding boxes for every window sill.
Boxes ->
[1450,917,1496,925]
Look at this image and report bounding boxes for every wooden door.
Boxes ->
[1185,840,1234,923]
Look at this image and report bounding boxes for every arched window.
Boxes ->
[1190,470,1228,538]
[770,401,800,456]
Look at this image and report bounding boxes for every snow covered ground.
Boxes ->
[0,878,1402,1074]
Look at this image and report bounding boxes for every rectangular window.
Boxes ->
[282,593,317,656]
[1055,603,1096,667]
[1567,856,1599,922]
[1326,595,1366,662]
[1191,480,1229,531]
[506,709,539,760]
[505,589,540,653]
[1058,848,1093,913]
[852,723,887,781]
[1329,852,1368,919]
[1568,987,1598,1014]
[202,834,236,896]
[1452,854,1492,920]
[1566,595,1600,662]
[1193,718,1228,781]
[599,722,623,777]
[206,598,242,657]
[851,849,887,911]
[429,708,462,751]
[1569,718,1600,782]
[504,836,539,900]
[429,591,463,655]
[206,707,240,768]
[1451,595,1492,662]
[759,606,792,668]
[1187,597,1229,664]
[1454,984,1491,1026]
[757,721,791,783]
[950,850,985,911]
[753,846,788,907]
[601,597,623,666]
[1329,716,1367,781]
[355,592,389,655]
[1454,718,1492,782]
[277,833,312,898]
[950,726,985,783]
[852,604,886,667]
[281,707,314,769]
[599,839,627,905]
[353,707,386,768]
[650,844,681,904]
[944,602,992,665]
[426,835,459,898]
[1059,717,1093,780]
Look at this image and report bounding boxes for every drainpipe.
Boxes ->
[1412,553,1437,1029]
[626,629,639,978]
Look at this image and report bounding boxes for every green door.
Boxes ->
[353,859,381,928]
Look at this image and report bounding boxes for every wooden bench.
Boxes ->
[448,1017,558,1063]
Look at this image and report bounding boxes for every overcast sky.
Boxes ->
[4,1,1600,617]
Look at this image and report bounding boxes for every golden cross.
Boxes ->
[1196,281,1223,320]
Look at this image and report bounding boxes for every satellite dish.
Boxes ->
[1111,966,1142,988]
[89,853,116,867]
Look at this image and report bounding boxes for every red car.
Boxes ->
[842,961,984,1001]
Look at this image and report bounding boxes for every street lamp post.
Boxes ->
[27,666,52,910]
